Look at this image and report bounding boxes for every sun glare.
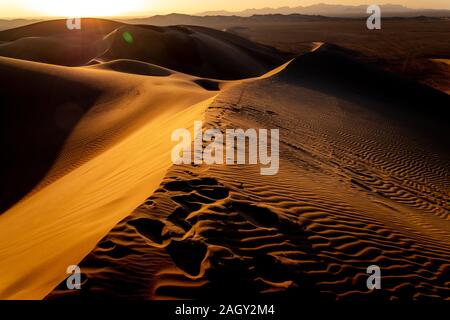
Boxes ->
[26,0,145,17]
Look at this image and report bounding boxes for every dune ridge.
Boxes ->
[0,17,448,301]
[47,45,450,301]
[0,54,223,299]
[0,19,290,79]
[0,19,294,300]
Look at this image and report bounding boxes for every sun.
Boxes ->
[27,0,145,17]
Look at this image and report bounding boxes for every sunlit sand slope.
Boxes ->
[0,56,219,300]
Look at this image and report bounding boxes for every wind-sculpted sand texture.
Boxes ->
[0,55,223,299]
[0,18,296,299]
[48,45,450,301]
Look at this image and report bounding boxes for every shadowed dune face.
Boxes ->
[217,18,450,93]
[47,46,450,301]
[100,25,289,79]
[0,58,102,212]
[276,44,450,140]
[0,54,219,299]
[0,19,290,79]
[0,55,221,215]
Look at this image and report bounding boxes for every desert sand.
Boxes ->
[0,18,449,301]
[0,55,220,299]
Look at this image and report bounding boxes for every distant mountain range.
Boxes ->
[0,3,448,32]
[0,19,41,31]
[122,12,447,28]
[198,3,450,17]
[123,13,332,27]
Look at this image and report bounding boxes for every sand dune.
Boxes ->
[47,44,450,301]
[87,59,173,76]
[0,18,449,301]
[0,55,220,299]
[0,19,122,66]
[0,19,289,79]
[0,19,121,40]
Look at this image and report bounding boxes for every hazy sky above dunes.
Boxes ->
[0,0,449,18]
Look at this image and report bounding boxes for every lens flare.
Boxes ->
[122,31,134,44]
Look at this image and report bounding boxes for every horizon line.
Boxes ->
[1,3,450,20]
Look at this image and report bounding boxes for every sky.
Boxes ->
[0,0,449,18]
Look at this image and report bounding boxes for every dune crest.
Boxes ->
[0,55,222,299]
[0,19,290,79]
[87,59,173,76]
[48,46,450,301]
[1,16,448,302]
